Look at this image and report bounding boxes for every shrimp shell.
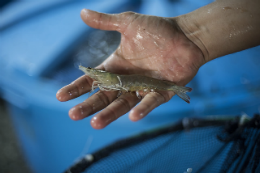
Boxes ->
[79,65,192,103]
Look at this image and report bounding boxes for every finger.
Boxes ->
[56,75,93,102]
[129,91,174,122]
[90,93,140,129]
[68,91,117,120]
[80,9,134,31]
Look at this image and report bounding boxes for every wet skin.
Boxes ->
[56,9,204,129]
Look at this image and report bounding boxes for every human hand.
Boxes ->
[56,9,205,129]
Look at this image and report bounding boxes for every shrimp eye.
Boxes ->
[87,67,91,69]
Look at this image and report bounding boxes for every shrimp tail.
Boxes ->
[171,86,192,103]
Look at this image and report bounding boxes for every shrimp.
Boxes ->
[79,65,192,103]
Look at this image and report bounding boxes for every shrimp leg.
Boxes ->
[92,81,99,91]
[88,81,99,97]
[117,90,122,97]
[116,76,128,91]
[117,76,122,87]
[136,91,142,99]
[98,85,112,91]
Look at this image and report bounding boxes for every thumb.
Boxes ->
[81,9,128,31]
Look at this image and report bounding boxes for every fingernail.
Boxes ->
[69,107,76,119]
[81,8,87,13]
[91,116,97,124]
[92,114,113,129]
[56,90,63,101]
[71,114,76,120]
[130,109,135,115]
[129,109,146,121]
[129,110,138,121]
[81,9,94,16]
[91,117,103,129]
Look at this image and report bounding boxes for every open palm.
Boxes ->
[56,9,205,129]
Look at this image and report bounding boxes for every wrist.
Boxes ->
[175,0,260,63]
[175,14,210,63]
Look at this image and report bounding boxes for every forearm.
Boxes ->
[176,0,260,62]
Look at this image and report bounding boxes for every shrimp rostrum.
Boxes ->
[79,65,192,103]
